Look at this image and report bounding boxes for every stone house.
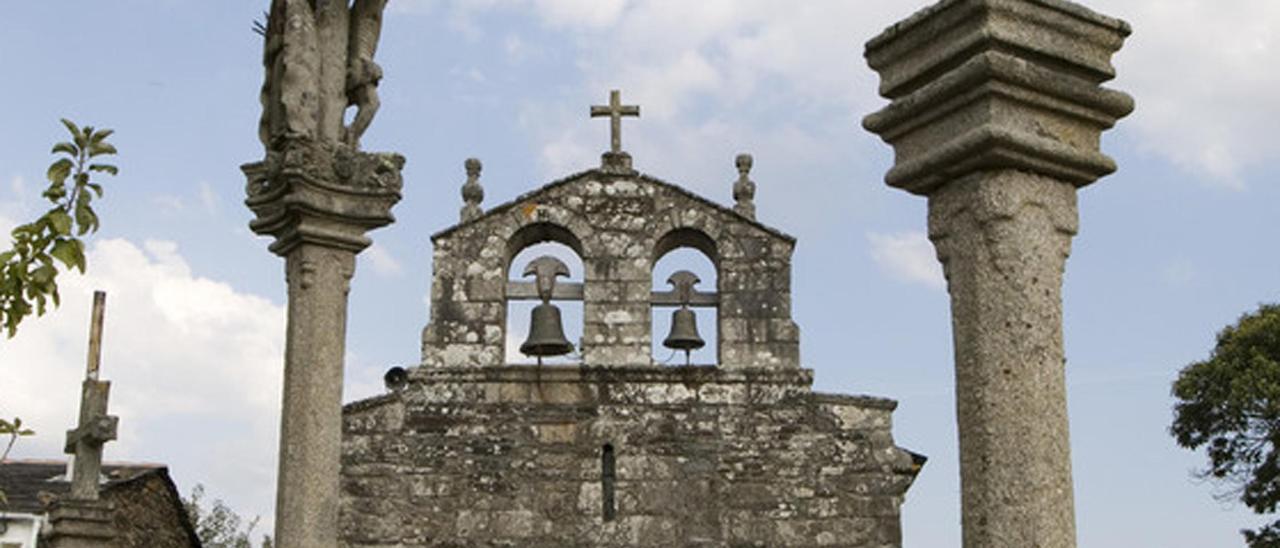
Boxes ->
[340,151,924,546]
[0,459,200,548]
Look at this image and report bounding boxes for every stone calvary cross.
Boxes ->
[46,290,120,548]
[64,291,118,501]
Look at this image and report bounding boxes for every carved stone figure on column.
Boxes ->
[256,0,391,152]
[345,0,388,147]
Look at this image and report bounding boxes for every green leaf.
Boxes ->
[31,264,55,284]
[48,209,72,235]
[51,142,78,156]
[88,142,117,157]
[88,164,118,176]
[90,128,115,144]
[75,196,98,235]
[87,182,105,197]
[60,118,81,138]
[0,251,13,264]
[50,239,85,272]
[46,157,73,184]
[42,184,67,202]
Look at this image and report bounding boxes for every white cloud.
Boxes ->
[1082,0,1280,187]
[473,1,922,224]
[150,194,186,214]
[1161,258,1196,287]
[198,181,219,214]
[0,231,285,530]
[867,231,945,290]
[488,0,1279,191]
[362,242,404,277]
[8,175,25,197]
[2,175,32,222]
[532,0,626,29]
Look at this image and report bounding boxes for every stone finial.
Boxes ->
[460,158,484,222]
[732,153,756,219]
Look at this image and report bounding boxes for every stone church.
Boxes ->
[232,0,1132,545]
[338,94,923,547]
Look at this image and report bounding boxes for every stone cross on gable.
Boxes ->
[64,291,118,501]
[590,89,639,154]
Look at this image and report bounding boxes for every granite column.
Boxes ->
[245,139,403,547]
[863,1,1134,546]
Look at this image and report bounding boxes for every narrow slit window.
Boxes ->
[602,444,616,521]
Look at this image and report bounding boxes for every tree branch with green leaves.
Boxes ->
[0,119,117,337]
[0,416,35,506]
[1172,303,1280,546]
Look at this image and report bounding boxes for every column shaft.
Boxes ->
[275,244,355,547]
[929,171,1078,546]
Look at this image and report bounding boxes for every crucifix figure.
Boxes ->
[590,89,639,154]
[64,291,118,501]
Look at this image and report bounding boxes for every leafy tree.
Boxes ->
[183,484,273,548]
[1172,303,1280,546]
[0,118,117,337]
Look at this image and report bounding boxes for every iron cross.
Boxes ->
[590,90,639,154]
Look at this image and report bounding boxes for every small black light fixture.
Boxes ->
[383,366,408,392]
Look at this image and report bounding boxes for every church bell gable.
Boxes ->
[422,166,800,370]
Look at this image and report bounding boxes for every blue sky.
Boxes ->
[2,1,1278,546]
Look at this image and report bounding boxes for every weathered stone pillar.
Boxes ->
[47,291,119,548]
[244,139,403,547]
[863,1,1133,546]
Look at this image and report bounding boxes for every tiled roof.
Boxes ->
[0,459,165,514]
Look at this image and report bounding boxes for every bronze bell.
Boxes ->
[519,255,575,363]
[661,270,707,365]
[663,305,706,352]
[521,302,574,358]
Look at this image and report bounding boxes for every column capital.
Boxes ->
[863,0,1134,195]
[243,137,405,256]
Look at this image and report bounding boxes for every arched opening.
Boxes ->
[506,222,584,269]
[651,229,718,366]
[506,223,584,365]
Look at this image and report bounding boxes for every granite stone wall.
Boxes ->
[341,366,919,547]
[367,161,921,546]
[105,469,200,548]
